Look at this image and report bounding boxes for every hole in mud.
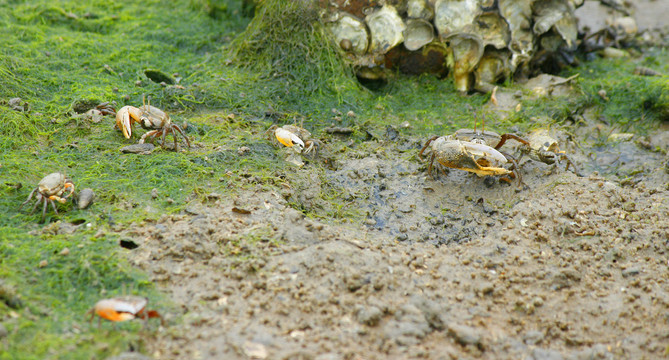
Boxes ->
[70,219,86,225]
[120,239,139,250]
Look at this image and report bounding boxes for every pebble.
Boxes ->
[120,143,155,154]
[447,323,481,347]
[622,267,640,277]
[77,188,95,209]
[356,305,383,326]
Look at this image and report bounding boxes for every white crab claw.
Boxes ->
[275,127,305,151]
[462,141,507,163]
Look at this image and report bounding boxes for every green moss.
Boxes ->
[1,0,668,357]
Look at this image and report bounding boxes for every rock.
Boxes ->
[523,330,545,345]
[621,267,640,277]
[0,323,7,339]
[356,305,383,326]
[242,341,268,360]
[447,323,482,347]
[120,143,155,154]
[106,352,153,360]
[77,188,95,209]
[530,348,564,360]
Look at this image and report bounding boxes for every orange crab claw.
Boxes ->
[115,106,142,138]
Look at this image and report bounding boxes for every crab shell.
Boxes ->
[430,137,511,177]
[38,173,74,200]
[527,129,560,153]
[137,104,170,130]
[92,296,148,322]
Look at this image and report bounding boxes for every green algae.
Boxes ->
[1,0,668,358]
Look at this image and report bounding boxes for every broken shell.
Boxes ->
[475,49,511,93]
[407,0,433,20]
[449,33,484,92]
[77,188,95,209]
[498,0,534,70]
[385,41,450,76]
[552,11,578,48]
[609,16,637,40]
[365,5,405,54]
[327,13,369,55]
[473,12,511,49]
[633,66,662,77]
[403,18,435,51]
[533,0,571,36]
[434,0,480,38]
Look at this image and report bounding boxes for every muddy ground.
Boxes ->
[108,4,669,360]
[114,98,669,360]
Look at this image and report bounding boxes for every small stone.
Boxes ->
[447,323,481,347]
[38,260,48,268]
[120,143,155,154]
[242,341,267,360]
[622,267,640,278]
[151,188,159,199]
[356,306,383,326]
[59,248,70,256]
[523,330,544,345]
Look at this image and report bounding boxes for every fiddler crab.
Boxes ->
[88,296,164,327]
[519,129,580,175]
[269,124,320,157]
[19,172,75,221]
[115,96,190,151]
[420,126,530,185]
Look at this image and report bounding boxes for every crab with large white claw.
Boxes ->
[115,96,190,151]
[419,136,519,184]
[19,172,75,221]
[88,296,164,328]
[271,125,320,157]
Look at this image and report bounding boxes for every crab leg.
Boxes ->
[19,188,38,210]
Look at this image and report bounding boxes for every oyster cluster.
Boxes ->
[320,0,583,92]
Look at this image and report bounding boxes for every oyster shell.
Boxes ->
[404,18,435,51]
[498,0,534,70]
[474,48,511,93]
[327,13,369,55]
[449,33,484,92]
[434,0,481,38]
[365,5,406,54]
[407,0,434,20]
[473,12,511,49]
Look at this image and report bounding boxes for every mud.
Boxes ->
[113,103,669,359]
[105,3,669,359]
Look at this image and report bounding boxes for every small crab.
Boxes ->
[19,172,75,221]
[419,136,519,183]
[115,97,190,151]
[88,296,164,327]
[269,124,320,156]
[519,129,579,175]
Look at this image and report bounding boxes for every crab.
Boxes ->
[115,97,190,151]
[519,129,579,175]
[19,172,75,221]
[426,122,530,184]
[88,296,164,327]
[419,136,519,184]
[269,124,320,156]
